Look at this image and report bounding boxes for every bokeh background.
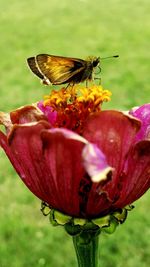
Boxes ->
[0,0,150,266]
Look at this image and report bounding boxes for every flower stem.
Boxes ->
[72,229,100,267]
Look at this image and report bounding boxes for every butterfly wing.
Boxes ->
[35,54,86,84]
[27,57,44,80]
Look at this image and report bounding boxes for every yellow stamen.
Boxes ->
[41,85,111,134]
[43,85,111,110]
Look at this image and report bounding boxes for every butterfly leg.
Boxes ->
[94,77,101,85]
[65,83,71,89]
[86,80,89,88]
[65,82,75,89]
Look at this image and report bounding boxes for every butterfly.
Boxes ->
[27,54,119,86]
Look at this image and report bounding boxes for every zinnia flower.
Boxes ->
[0,85,150,221]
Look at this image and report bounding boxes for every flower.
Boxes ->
[0,86,150,219]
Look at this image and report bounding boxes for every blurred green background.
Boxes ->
[0,0,150,266]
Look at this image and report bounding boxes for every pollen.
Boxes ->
[42,85,111,134]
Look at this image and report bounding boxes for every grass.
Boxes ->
[0,0,150,266]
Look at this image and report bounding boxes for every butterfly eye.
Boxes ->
[93,58,100,67]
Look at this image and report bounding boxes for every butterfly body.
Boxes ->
[27,54,100,85]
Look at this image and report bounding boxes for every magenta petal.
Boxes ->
[45,127,87,143]
[1,125,88,217]
[114,140,150,208]
[130,103,150,141]
[86,185,113,217]
[0,122,51,197]
[83,111,140,169]
[40,128,86,216]
[37,101,57,125]
[0,112,12,134]
[0,131,26,180]
[10,105,48,124]
[81,110,144,217]
[82,143,113,182]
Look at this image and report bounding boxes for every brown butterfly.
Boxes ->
[27,54,118,86]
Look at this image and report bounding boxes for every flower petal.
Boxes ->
[114,140,150,208]
[1,125,90,217]
[0,121,52,202]
[130,103,150,141]
[45,127,88,144]
[82,143,113,182]
[0,131,23,176]
[40,128,87,216]
[10,104,48,124]
[83,110,140,182]
[0,112,12,133]
[37,101,57,125]
[82,110,141,214]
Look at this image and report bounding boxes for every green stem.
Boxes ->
[72,229,100,267]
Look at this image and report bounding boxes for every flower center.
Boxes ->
[39,85,111,134]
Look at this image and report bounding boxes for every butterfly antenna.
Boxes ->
[101,55,119,60]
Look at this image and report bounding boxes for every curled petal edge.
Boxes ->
[0,111,12,131]
[7,120,51,144]
[82,143,113,183]
[10,104,48,124]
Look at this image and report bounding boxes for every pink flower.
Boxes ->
[0,88,150,219]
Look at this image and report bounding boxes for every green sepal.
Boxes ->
[41,201,51,216]
[112,208,127,224]
[102,216,118,234]
[49,209,59,226]
[125,205,134,211]
[65,222,82,236]
[53,210,71,225]
[41,201,134,235]
[83,221,100,231]
[92,215,110,227]
[73,218,87,226]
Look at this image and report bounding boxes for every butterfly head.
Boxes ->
[86,56,100,67]
[92,57,100,67]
